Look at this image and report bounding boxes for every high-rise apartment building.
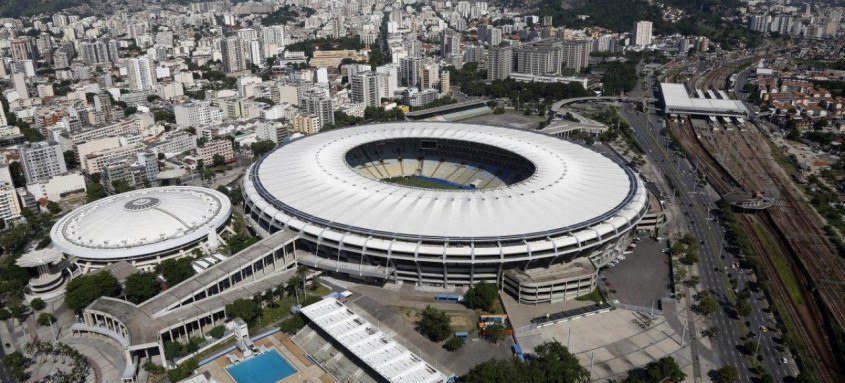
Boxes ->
[399,57,422,87]
[93,91,114,124]
[221,37,247,73]
[351,72,380,107]
[561,39,592,72]
[514,40,562,76]
[301,91,334,130]
[631,21,653,47]
[441,29,461,59]
[488,45,513,81]
[19,141,68,184]
[174,102,212,127]
[127,56,156,91]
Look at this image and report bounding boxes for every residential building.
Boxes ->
[174,102,212,127]
[196,139,235,165]
[127,56,156,91]
[301,91,334,129]
[351,72,380,107]
[221,37,247,73]
[561,39,592,72]
[19,141,67,183]
[632,21,653,47]
[488,45,513,81]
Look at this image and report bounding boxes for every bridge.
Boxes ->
[551,96,657,113]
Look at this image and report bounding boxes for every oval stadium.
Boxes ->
[51,186,232,273]
[243,122,649,303]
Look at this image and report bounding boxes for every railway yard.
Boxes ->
[671,117,845,382]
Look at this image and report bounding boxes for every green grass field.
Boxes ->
[383,176,462,190]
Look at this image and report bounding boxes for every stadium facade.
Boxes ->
[243,122,649,303]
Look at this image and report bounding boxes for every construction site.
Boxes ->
[670,116,845,382]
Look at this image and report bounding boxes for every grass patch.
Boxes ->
[575,288,603,303]
[383,176,462,190]
[390,305,479,334]
[251,285,331,330]
[750,223,804,305]
[192,337,237,362]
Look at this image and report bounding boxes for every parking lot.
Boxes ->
[602,237,672,309]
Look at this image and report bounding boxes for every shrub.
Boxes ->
[444,336,465,351]
[208,325,225,339]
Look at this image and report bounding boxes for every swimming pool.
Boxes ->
[226,350,296,383]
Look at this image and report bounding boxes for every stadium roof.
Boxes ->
[300,298,448,383]
[249,122,644,240]
[660,83,749,117]
[51,186,231,261]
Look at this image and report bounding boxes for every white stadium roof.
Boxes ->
[660,83,749,117]
[250,122,643,240]
[301,298,448,383]
[50,186,232,261]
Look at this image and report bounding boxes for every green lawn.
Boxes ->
[751,223,804,306]
[251,285,332,330]
[383,176,462,190]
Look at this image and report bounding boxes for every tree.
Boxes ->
[463,341,588,383]
[696,292,719,316]
[124,271,161,304]
[713,365,738,383]
[212,153,226,167]
[0,223,32,253]
[65,271,121,311]
[153,111,176,123]
[250,140,276,158]
[155,258,196,287]
[736,299,752,317]
[225,299,261,323]
[444,336,465,351]
[8,299,27,323]
[625,356,686,383]
[30,297,46,311]
[0,308,10,321]
[208,325,225,339]
[36,312,55,326]
[485,324,507,344]
[279,313,307,334]
[228,233,258,254]
[86,181,107,202]
[417,305,452,342]
[1,351,28,381]
[465,281,499,312]
[111,179,133,194]
[46,201,62,214]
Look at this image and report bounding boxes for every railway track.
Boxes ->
[670,119,844,381]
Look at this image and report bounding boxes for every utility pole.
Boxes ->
[589,351,595,379]
[567,327,572,350]
[753,328,763,361]
[681,320,688,346]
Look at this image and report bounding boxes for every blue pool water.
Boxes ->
[226,350,296,383]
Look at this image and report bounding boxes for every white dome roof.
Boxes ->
[250,122,645,240]
[50,186,232,261]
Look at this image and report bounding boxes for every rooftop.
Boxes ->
[300,298,448,383]
[50,186,232,261]
[250,122,644,241]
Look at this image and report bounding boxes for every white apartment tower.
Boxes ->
[632,21,653,47]
[351,72,380,107]
[19,141,68,184]
[127,56,156,91]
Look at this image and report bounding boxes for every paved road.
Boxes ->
[618,105,794,382]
